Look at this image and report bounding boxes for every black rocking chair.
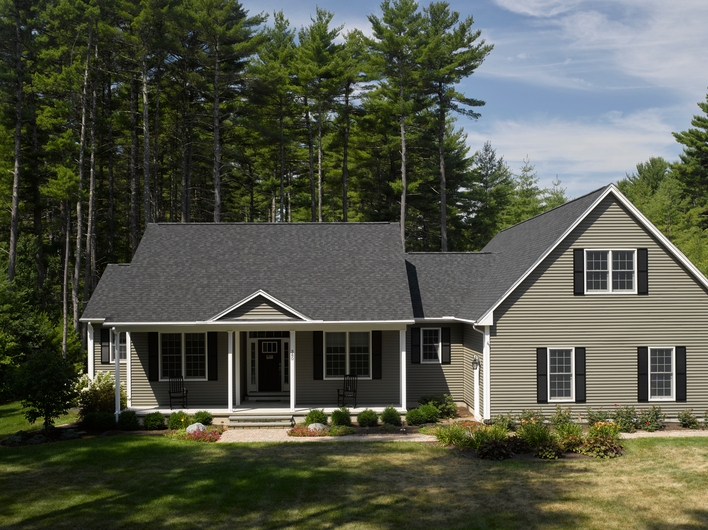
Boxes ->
[337,374,358,408]
[169,376,188,410]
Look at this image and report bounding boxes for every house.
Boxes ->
[80,184,708,421]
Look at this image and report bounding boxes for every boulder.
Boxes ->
[308,423,328,431]
[186,422,206,433]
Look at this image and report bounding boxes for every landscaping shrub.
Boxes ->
[589,421,620,438]
[143,412,167,430]
[550,405,573,427]
[703,410,708,430]
[518,409,545,425]
[505,435,531,454]
[468,424,508,451]
[611,405,638,432]
[491,413,516,432]
[582,434,623,459]
[168,411,191,430]
[677,409,699,429]
[585,407,610,427]
[534,439,564,460]
[478,439,513,460]
[638,406,665,432]
[435,423,470,446]
[516,419,552,449]
[288,426,327,437]
[379,423,397,433]
[76,372,127,420]
[405,404,440,426]
[555,422,584,453]
[192,411,213,426]
[418,394,457,419]
[81,412,116,431]
[304,409,328,426]
[380,406,402,426]
[356,409,379,427]
[185,428,222,442]
[331,407,352,427]
[329,425,356,436]
[117,410,140,431]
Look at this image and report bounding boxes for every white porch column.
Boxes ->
[112,328,120,421]
[126,332,132,407]
[234,332,241,407]
[87,323,95,380]
[474,353,480,420]
[228,331,234,410]
[289,330,296,412]
[400,329,407,410]
[483,326,491,421]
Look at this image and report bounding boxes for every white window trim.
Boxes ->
[323,331,372,380]
[584,249,637,294]
[421,327,442,364]
[648,346,675,401]
[109,332,128,364]
[548,347,575,403]
[158,332,209,382]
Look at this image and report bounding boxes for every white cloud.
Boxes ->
[493,0,582,18]
[463,107,685,197]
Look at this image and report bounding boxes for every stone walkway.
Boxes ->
[620,429,708,439]
[219,428,436,443]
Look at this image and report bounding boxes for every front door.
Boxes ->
[258,340,281,392]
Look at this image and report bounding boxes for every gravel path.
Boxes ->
[219,429,436,443]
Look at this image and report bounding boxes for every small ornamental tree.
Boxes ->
[16,348,79,430]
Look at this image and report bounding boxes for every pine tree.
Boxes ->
[672,89,708,213]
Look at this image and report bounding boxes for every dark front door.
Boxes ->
[258,340,281,392]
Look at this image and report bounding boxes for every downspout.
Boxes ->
[113,327,120,422]
[472,324,491,421]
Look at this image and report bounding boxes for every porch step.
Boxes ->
[227,414,295,429]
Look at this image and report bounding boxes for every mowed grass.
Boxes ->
[1,434,708,529]
[0,401,79,438]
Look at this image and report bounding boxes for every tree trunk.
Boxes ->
[130,76,139,255]
[30,94,45,291]
[213,45,221,222]
[84,43,98,303]
[279,99,285,221]
[305,98,315,222]
[72,27,93,333]
[317,98,323,222]
[342,82,350,222]
[180,101,190,223]
[438,90,447,252]
[153,62,162,222]
[8,3,22,283]
[142,56,151,227]
[107,81,115,260]
[62,200,71,359]
[399,83,407,250]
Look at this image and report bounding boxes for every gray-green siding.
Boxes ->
[295,331,402,407]
[218,295,299,320]
[490,196,708,419]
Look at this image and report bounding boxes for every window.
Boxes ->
[549,348,574,401]
[160,333,207,381]
[585,250,635,293]
[422,328,441,363]
[650,347,674,400]
[325,332,371,378]
[110,332,127,363]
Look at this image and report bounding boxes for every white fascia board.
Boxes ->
[476,184,665,326]
[79,318,106,325]
[99,320,414,332]
[415,317,478,325]
[208,289,312,322]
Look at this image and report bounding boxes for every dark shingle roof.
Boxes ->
[82,222,413,323]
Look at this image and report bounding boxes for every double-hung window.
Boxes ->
[585,250,635,293]
[160,333,207,380]
[325,332,371,378]
[110,332,127,363]
[649,347,674,400]
[548,348,574,401]
[422,328,441,363]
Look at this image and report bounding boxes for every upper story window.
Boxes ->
[585,250,635,293]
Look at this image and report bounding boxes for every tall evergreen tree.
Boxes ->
[673,89,708,215]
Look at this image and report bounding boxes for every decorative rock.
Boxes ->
[186,422,206,433]
[308,423,328,431]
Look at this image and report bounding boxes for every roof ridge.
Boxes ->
[406,251,495,255]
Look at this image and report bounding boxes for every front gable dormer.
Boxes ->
[210,290,310,322]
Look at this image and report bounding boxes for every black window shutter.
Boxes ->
[573,248,585,296]
[313,331,323,380]
[637,346,648,402]
[676,346,687,402]
[100,328,110,364]
[372,331,382,379]
[537,347,548,404]
[411,327,420,364]
[207,332,218,381]
[441,327,451,364]
[148,332,159,381]
[637,248,648,295]
[575,347,586,403]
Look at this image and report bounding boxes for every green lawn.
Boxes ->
[0,401,79,438]
[1,433,708,529]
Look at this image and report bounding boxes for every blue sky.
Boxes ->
[241,0,708,198]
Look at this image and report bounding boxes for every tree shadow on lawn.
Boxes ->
[0,436,702,529]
